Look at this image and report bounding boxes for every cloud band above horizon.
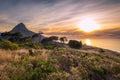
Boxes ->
[0,0,120,38]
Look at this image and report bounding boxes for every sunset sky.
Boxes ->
[0,0,120,38]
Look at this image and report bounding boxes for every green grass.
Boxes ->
[0,40,19,50]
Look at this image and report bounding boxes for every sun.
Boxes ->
[78,18,100,32]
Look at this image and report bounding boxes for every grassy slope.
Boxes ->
[0,46,120,80]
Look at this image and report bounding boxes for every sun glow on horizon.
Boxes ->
[78,18,100,32]
[85,39,91,45]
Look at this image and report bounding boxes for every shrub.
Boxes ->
[41,38,52,45]
[89,66,106,79]
[19,42,42,49]
[93,67,106,75]
[44,45,54,50]
[49,36,58,42]
[112,64,120,77]
[27,43,41,49]
[99,48,105,53]
[1,32,11,37]
[29,49,34,56]
[0,40,19,50]
[68,40,82,49]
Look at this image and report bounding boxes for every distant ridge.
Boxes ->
[10,23,36,37]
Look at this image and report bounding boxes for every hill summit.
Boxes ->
[10,23,36,37]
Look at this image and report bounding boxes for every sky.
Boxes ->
[0,0,120,38]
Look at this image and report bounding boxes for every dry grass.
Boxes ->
[0,49,13,64]
[0,46,120,80]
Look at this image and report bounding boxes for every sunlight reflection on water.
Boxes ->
[81,39,120,52]
[85,39,91,45]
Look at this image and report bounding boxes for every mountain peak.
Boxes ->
[19,22,24,25]
[15,22,26,28]
[10,23,36,37]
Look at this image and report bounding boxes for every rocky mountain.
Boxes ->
[9,23,45,42]
[10,23,36,37]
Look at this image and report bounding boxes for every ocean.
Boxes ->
[79,39,120,52]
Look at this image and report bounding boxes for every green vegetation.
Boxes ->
[19,42,42,49]
[0,55,56,80]
[0,47,120,80]
[43,45,55,50]
[112,64,120,78]
[1,32,23,43]
[0,40,19,50]
[0,35,120,80]
[0,40,42,50]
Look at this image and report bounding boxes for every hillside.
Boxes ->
[0,45,120,80]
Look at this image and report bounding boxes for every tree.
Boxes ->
[8,32,22,42]
[41,38,51,45]
[68,40,82,49]
[41,36,59,45]
[49,36,58,42]
[21,37,32,43]
[1,32,12,39]
[60,37,67,43]
[1,32,11,37]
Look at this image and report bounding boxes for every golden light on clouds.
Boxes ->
[77,18,100,32]
[0,0,119,39]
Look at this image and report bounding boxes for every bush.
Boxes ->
[99,48,105,53]
[89,66,106,80]
[29,49,34,56]
[44,45,54,50]
[92,67,106,76]
[19,42,42,49]
[0,40,19,50]
[41,38,51,45]
[27,43,41,49]
[68,40,82,49]
[112,64,120,77]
